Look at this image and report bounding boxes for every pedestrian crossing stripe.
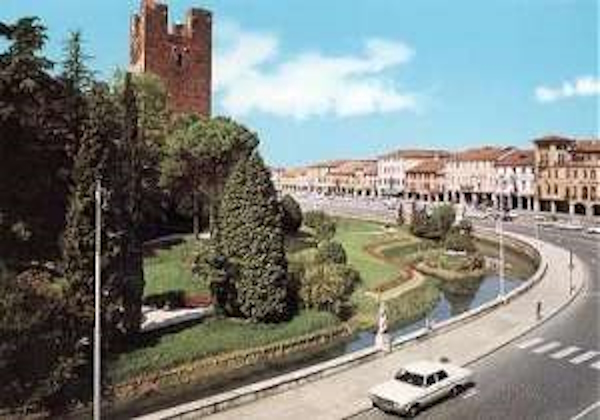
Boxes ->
[516,337,544,349]
[515,337,600,370]
[570,351,600,365]
[550,346,581,359]
[532,341,561,354]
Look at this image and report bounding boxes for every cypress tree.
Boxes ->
[120,72,145,335]
[62,83,128,354]
[217,152,290,322]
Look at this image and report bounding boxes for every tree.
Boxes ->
[0,267,86,413]
[430,204,456,238]
[410,205,456,240]
[0,17,69,265]
[119,72,145,335]
[60,30,92,159]
[161,117,258,238]
[315,240,347,264]
[280,194,302,234]
[112,71,170,238]
[217,152,290,322]
[304,210,336,242]
[299,263,359,318]
[62,84,129,353]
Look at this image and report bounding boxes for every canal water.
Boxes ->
[345,273,522,353]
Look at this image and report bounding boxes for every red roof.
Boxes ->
[495,149,534,167]
[406,160,445,174]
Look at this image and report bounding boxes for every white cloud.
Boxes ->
[214,22,417,119]
[535,75,600,103]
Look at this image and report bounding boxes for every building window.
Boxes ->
[582,186,588,200]
[584,170,588,179]
[554,184,558,195]
[592,170,596,179]
[574,169,578,178]
[592,186,597,200]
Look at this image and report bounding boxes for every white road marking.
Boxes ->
[570,400,600,420]
[570,351,600,365]
[589,360,600,370]
[462,389,478,400]
[516,337,544,349]
[550,346,581,360]
[532,341,562,354]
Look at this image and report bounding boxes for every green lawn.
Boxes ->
[143,236,209,297]
[110,310,338,383]
[333,218,412,288]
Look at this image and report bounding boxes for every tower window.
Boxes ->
[176,52,183,67]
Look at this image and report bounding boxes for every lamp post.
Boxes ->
[94,179,102,420]
[568,249,574,295]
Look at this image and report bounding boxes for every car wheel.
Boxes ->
[451,385,463,397]
[407,404,420,418]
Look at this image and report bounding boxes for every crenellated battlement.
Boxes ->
[130,0,212,116]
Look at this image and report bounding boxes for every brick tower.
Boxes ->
[130,0,212,116]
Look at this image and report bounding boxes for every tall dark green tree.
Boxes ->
[62,84,129,354]
[0,17,69,265]
[120,72,145,334]
[217,152,290,322]
[60,30,92,159]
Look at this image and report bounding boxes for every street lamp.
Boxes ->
[94,179,102,420]
[568,249,574,295]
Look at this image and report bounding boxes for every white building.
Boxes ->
[377,149,448,197]
[494,149,535,210]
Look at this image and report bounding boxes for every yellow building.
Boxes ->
[534,135,600,217]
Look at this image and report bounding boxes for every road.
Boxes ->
[350,221,600,420]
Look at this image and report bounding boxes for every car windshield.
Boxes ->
[395,370,425,387]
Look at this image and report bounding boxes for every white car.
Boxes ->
[587,226,600,234]
[556,223,584,231]
[369,360,474,417]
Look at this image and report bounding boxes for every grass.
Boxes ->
[333,218,413,288]
[110,310,339,383]
[143,236,209,297]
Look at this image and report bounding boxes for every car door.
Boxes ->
[421,374,438,405]
[435,370,453,398]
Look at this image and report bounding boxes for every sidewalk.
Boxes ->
[194,231,586,420]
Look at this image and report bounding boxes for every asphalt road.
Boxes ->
[350,221,600,420]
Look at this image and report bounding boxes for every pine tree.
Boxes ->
[60,30,92,159]
[217,152,290,322]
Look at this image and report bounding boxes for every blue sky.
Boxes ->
[2,0,598,166]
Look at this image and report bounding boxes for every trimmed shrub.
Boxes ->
[299,263,359,318]
[444,231,476,253]
[304,210,336,242]
[280,195,303,234]
[315,240,347,265]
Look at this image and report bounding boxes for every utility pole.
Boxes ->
[94,179,102,420]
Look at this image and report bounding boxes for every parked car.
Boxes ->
[556,223,584,231]
[586,226,600,234]
[368,360,474,417]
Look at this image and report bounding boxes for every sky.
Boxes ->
[2,0,598,167]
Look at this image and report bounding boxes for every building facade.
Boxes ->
[494,149,535,211]
[405,160,446,201]
[130,0,212,116]
[377,150,449,196]
[534,136,600,216]
[445,147,513,206]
